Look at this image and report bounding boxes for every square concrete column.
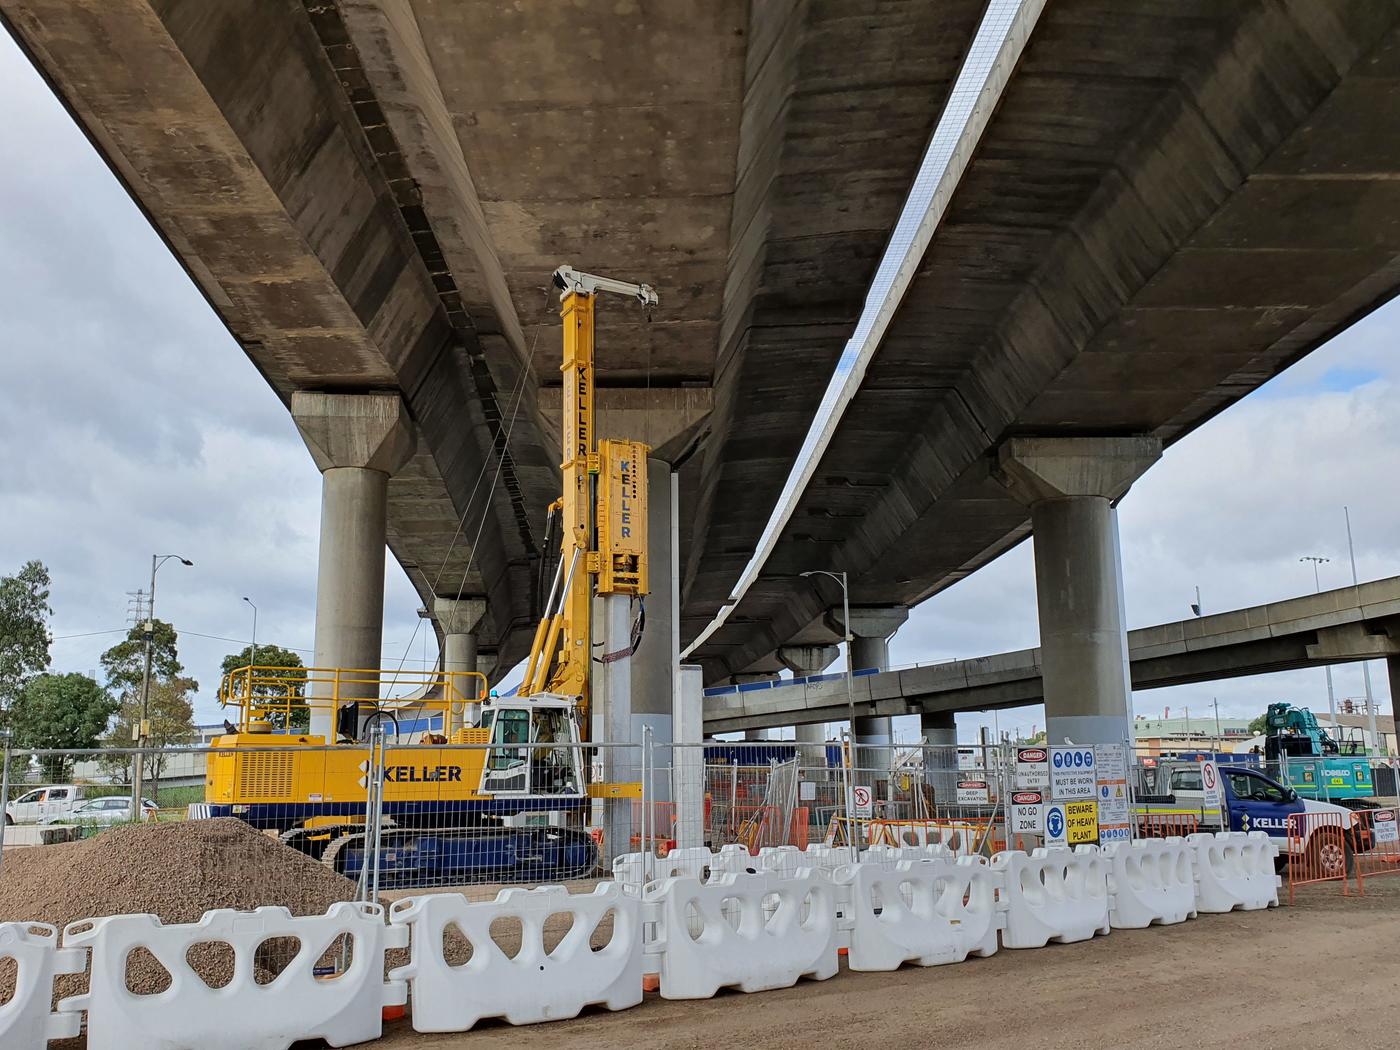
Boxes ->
[434,597,486,733]
[293,392,415,741]
[997,436,1161,747]
[920,710,959,806]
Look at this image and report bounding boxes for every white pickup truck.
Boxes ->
[4,784,92,825]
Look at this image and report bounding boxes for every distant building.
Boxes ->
[1133,716,1253,757]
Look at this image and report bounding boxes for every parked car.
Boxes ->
[39,796,158,826]
[4,784,92,824]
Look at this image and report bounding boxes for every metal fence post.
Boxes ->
[0,736,11,878]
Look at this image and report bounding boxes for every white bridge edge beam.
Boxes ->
[683,0,1049,658]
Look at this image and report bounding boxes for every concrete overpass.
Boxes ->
[703,577,1400,735]
[6,1,1400,747]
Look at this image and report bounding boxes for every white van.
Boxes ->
[5,785,90,824]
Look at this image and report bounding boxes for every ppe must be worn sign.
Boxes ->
[1049,747,1097,801]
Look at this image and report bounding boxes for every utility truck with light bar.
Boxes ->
[1135,761,1361,878]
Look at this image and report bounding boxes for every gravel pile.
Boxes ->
[0,817,357,1005]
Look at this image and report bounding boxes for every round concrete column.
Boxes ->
[851,632,892,770]
[997,436,1161,748]
[920,710,958,806]
[293,392,415,742]
[1028,496,1132,745]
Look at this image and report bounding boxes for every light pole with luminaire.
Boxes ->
[242,597,258,667]
[131,554,193,810]
[1300,556,1338,735]
[800,568,861,851]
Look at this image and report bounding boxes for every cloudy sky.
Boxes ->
[2,29,1395,739]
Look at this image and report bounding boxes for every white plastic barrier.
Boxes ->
[62,903,405,1050]
[859,844,955,867]
[839,856,1002,971]
[0,922,84,1050]
[992,846,1110,949]
[645,868,840,998]
[1105,838,1197,928]
[613,845,720,891]
[1188,831,1281,912]
[389,883,642,1031]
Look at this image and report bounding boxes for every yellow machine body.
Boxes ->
[205,728,493,806]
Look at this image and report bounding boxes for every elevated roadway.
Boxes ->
[702,577,1400,735]
[6,1,1400,695]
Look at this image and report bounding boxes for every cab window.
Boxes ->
[48,788,70,801]
[1171,769,1203,792]
[489,709,530,771]
[1228,773,1287,803]
[15,789,45,805]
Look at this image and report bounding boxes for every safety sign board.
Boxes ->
[1374,809,1399,845]
[853,784,873,818]
[1200,760,1223,810]
[1066,800,1099,845]
[1044,804,1067,847]
[1049,747,1097,801]
[1011,790,1043,836]
[1015,747,1050,790]
[1095,742,1131,843]
[799,780,817,802]
[956,780,990,805]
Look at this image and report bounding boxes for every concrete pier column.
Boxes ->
[830,607,908,774]
[292,392,415,742]
[997,436,1161,747]
[434,597,486,733]
[920,710,959,806]
[779,645,839,766]
[673,665,706,849]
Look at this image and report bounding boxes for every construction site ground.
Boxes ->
[378,877,1400,1050]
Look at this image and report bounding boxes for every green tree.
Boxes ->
[99,623,196,801]
[100,619,184,694]
[220,644,307,731]
[1248,713,1269,736]
[102,675,197,799]
[0,560,52,727]
[10,672,117,780]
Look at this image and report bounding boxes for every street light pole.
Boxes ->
[800,568,858,851]
[1300,556,1338,735]
[1344,508,1380,756]
[243,597,258,666]
[132,554,192,810]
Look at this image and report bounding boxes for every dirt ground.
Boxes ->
[376,878,1400,1050]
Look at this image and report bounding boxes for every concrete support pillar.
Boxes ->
[674,664,705,849]
[593,594,635,864]
[1388,656,1400,755]
[434,597,486,733]
[778,645,839,765]
[997,436,1161,747]
[829,607,908,775]
[292,392,415,742]
[920,710,958,807]
[629,457,675,746]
